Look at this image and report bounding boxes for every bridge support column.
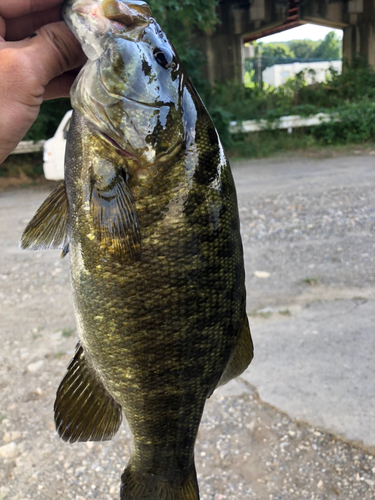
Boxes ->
[198,34,244,85]
[343,20,375,68]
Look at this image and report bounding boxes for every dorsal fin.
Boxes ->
[54,343,122,443]
[20,182,69,256]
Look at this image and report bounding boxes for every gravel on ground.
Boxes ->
[1,152,374,499]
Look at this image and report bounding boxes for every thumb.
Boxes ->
[27,20,85,91]
[0,21,85,163]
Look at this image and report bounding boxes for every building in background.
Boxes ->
[198,0,375,84]
[262,60,342,87]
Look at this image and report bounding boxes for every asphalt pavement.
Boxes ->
[226,154,375,451]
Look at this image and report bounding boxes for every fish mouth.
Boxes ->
[95,127,138,159]
[70,0,151,24]
[63,0,152,57]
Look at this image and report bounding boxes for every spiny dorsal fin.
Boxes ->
[20,182,69,254]
[91,171,141,262]
[54,343,122,443]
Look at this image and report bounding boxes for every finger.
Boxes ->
[5,6,61,41]
[44,70,81,99]
[26,21,86,87]
[0,0,62,19]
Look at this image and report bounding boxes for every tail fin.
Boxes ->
[120,465,199,500]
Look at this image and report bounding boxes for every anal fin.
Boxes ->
[216,315,254,390]
[20,182,69,255]
[54,343,122,443]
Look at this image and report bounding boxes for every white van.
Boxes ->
[43,110,72,180]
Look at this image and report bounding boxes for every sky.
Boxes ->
[260,24,343,43]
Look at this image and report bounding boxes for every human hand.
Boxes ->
[0,1,86,164]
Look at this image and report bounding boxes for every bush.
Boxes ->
[24,99,71,142]
[202,59,375,152]
[312,100,375,144]
[0,153,43,178]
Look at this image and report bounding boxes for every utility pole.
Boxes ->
[257,45,262,90]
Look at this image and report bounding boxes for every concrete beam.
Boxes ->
[300,0,349,29]
[198,0,375,83]
[198,0,289,83]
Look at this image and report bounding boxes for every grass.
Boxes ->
[250,309,292,318]
[54,352,66,359]
[228,134,375,161]
[61,327,75,338]
[259,311,272,319]
[352,296,368,303]
[0,152,43,178]
[302,277,320,286]
[249,310,273,319]
[0,152,57,192]
[278,309,291,316]
[227,128,317,159]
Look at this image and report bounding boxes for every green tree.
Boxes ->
[148,0,219,80]
[260,43,293,71]
[312,31,342,60]
[289,39,319,59]
[24,99,71,141]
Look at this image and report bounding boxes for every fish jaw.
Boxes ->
[62,0,152,59]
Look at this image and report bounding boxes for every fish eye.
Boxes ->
[153,48,172,68]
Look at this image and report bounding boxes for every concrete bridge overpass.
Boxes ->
[198,0,375,83]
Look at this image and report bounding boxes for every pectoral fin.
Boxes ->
[216,315,254,389]
[20,182,69,257]
[54,343,122,443]
[91,171,141,262]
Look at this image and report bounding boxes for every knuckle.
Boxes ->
[41,23,81,75]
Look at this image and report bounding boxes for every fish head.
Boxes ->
[63,0,152,59]
[63,0,187,170]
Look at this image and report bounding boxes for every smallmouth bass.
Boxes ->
[20,1,254,498]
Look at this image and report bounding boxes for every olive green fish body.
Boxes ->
[66,107,245,472]
[20,1,253,498]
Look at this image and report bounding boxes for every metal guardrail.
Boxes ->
[10,140,45,155]
[229,112,337,134]
[11,113,336,155]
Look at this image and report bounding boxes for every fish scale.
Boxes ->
[20,1,254,498]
